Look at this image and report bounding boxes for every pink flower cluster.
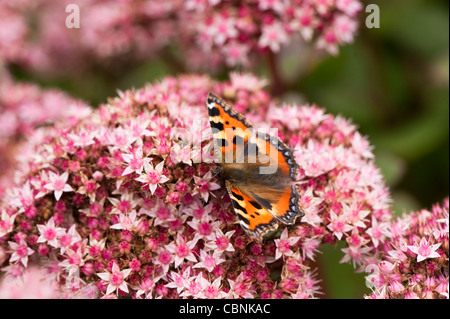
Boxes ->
[0,73,446,299]
[0,0,362,75]
[365,199,449,299]
[0,74,92,198]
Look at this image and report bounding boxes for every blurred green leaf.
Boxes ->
[380,0,449,59]
[372,88,449,161]
[390,190,422,217]
[318,243,370,299]
[373,150,407,187]
[119,60,172,92]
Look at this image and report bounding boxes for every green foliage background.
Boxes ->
[10,0,449,298]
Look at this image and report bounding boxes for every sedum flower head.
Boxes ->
[365,199,449,299]
[0,73,443,299]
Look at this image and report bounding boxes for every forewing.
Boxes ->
[207,92,252,163]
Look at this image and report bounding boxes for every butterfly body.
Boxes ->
[206,92,304,241]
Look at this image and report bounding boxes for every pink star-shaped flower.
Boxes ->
[0,210,17,237]
[97,263,132,295]
[8,241,34,267]
[166,234,199,268]
[37,217,66,248]
[44,171,73,201]
[193,170,221,202]
[121,146,145,176]
[407,238,441,263]
[193,250,225,272]
[135,160,170,195]
[110,210,141,231]
[327,209,353,240]
[274,228,300,260]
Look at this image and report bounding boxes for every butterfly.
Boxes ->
[206,92,304,241]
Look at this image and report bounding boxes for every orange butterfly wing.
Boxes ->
[207,92,304,241]
[225,181,278,241]
[207,92,253,164]
[249,133,302,225]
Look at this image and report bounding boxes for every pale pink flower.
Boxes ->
[170,142,192,166]
[205,229,235,253]
[110,211,141,231]
[435,210,449,240]
[200,277,226,299]
[366,217,390,248]
[124,118,154,145]
[136,160,170,195]
[316,29,339,55]
[186,213,221,241]
[108,192,138,214]
[341,244,373,269]
[333,14,359,44]
[153,248,174,274]
[193,170,221,202]
[327,209,353,240]
[378,261,396,275]
[223,41,250,67]
[0,210,17,237]
[301,237,321,261]
[407,238,442,263]
[342,202,370,229]
[274,228,300,260]
[139,198,176,227]
[437,281,449,299]
[295,140,338,177]
[58,224,82,254]
[37,217,66,248]
[8,241,34,267]
[350,132,374,159]
[166,234,199,268]
[58,247,85,278]
[209,15,238,46]
[44,171,73,201]
[180,273,205,298]
[122,146,145,175]
[135,277,155,299]
[31,171,50,199]
[68,131,96,148]
[10,181,35,211]
[87,236,107,258]
[229,72,269,92]
[291,5,317,41]
[166,267,192,294]
[258,22,289,52]
[227,274,255,299]
[336,0,363,15]
[97,263,132,295]
[193,250,226,272]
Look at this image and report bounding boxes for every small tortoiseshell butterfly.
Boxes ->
[206,92,304,241]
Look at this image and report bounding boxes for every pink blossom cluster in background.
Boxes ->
[365,199,449,299]
[0,73,92,198]
[2,73,445,299]
[0,0,362,76]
